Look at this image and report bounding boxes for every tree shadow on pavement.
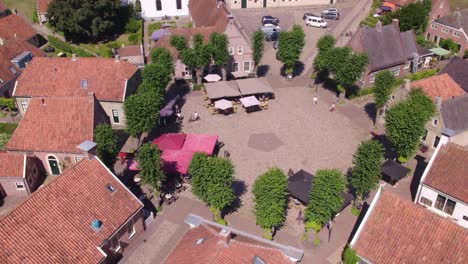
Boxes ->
[279,61,305,78]
[373,134,397,161]
[410,155,428,200]
[222,180,247,218]
[364,102,377,125]
[257,65,270,77]
[347,200,370,243]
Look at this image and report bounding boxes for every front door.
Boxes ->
[241,0,247,8]
[263,0,267,8]
[48,156,60,175]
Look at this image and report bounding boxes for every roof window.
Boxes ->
[106,184,116,193]
[253,256,266,264]
[80,79,88,88]
[194,238,205,245]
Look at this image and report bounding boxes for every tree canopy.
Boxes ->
[382,0,432,33]
[252,30,265,71]
[373,70,396,111]
[253,168,288,239]
[47,0,125,42]
[189,153,235,220]
[123,90,162,137]
[316,35,336,53]
[136,143,165,191]
[209,32,229,80]
[277,25,305,74]
[350,140,384,200]
[176,34,212,84]
[151,47,174,70]
[95,124,118,169]
[170,35,188,52]
[385,88,435,159]
[305,169,346,229]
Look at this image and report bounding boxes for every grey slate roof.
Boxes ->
[439,57,468,92]
[434,9,468,31]
[400,30,419,59]
[441,94,468,134]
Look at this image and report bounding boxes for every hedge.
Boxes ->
[47,36,94,57]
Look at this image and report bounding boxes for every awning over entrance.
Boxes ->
[429,47,451,57]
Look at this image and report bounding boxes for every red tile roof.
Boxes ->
[352,190,468,263]
[384,0,416,6]
[6,96,109,153]
[0,38,45,86]
[164,224,294,264]
[0,14,36,41]
[411,73,466,101]
[117,45,142,57]
[0,152,24,177]
[14,57,139,102]
[0,158,143,263]
[188,0,229,33]
[423,143,468,203]
[37,0,52,14]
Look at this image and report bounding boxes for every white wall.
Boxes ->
[227,0,331,9]
[417,186,468,229]
[138,0,190,19]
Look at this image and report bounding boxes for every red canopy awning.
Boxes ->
[152,133,186,151]
[181,134,218,156]
[161,150,194,174]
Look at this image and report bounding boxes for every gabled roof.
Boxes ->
[441,94,468,133]
[423,143,468,203]
[117,45,142,57]
[165,214,301,264]
[352,190,468,263]
[6,96,109,153]
[188,0,229,33]
[434,9,468,32]
[0,152,24,178]
[410,73,466,101]
[439,57,468,92]
[0,38,45,86]
[0,14,36,41]
[0,158,143,263]
[13,57,139,102]
[37,0,53,14]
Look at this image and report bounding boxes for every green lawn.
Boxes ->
[449,0,468,11]
[0,123,18,134]
[2,0,36,22]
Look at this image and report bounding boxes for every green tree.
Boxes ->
[350,140,384,201]
[95,124,118,168]
[179,34,212,84]
[253,168,288,239]
[123,90,162,137]
[316,35,336,53]
[277,25,305,77]
[0,133,11,150]
[140,62,171,97]
[170,35,188,52]
[136,143,165,191]
[252,30,265,75]
[305,169,346,230]
[343,244,361,264]
[189,153,235,221]
[385,88,435,159]
[47,0,121,42]
[151,47,174,70]
[134,0,142,12]
[373,70,396,115]
[209,32,229,80]
[335,52,368,89]
[439,38,460,54]
[382,1,431,33]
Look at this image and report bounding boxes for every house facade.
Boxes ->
[0,38,45,97]
[227,0,330,9]
[425,8,468,57]
[130,0,190,19]
[5,96,110,176]
[0,153,44,199]
[349,20,432,88]
[415,140,468,228]
[0,157,145,263]
[12,56,140,129]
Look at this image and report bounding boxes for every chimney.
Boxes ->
[218,229,231,245]
[77,140,97,159]
[376,21,382,32]
[0,38,4,46]
[88,92,94,103]
[41,98,46,106]
[71,54,77,61]
[404,79,411,91]
[435,96,442,111]
[115,54,120,62]
[13,33,17,38]
[392,19,399,29]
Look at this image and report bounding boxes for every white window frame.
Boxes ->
[46,155,61,175]
[243,61,251,72]
[441,27,449,33]
[237,46,243,55]
[390,67,400,76]
[228,47,234,55]
[112,109,120,124]
[110,234,121,252]
[369,73,376,83]
[404,61,411,69]
[433,135,441,148]
[453,31,461,38]
[182,66,191,77]
[21,100,28,112]
[432,118,438,126]
[431,24,438,29]
[15,182,25,190]
[128,219,136,239]
[232,62,239,72]
[75,156,84,162]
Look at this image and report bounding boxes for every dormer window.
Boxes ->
[80,79,88,88]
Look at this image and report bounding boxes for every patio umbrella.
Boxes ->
[214,99,233,110]
[150,29,168,41]
[204,74,222,82]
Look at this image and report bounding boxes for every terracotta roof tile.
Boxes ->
[353,191,468,263]
[384,0,416,6]
[188,0,229,33]
[411,73,466,101]
[0,152,24,177]
[117,45,142,57]
[6,96,109,153]
[14,57,139,102]
[0,158,143,263]
[0,38,45,85]
[165,224,294,264]
[0,14,36,41]
[423,143,468,203]
[37,0,52,14]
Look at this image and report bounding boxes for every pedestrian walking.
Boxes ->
[296,209,303,224]
[313,96,318,104]
[330,103,335,112]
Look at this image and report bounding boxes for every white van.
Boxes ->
[305,16,327,28]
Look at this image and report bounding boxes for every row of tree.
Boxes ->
[277,25,306,77]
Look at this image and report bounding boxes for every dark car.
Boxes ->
[265,32,278,42]
[321,11,340,20]
[44,46,55,53]
[262,15,279,25]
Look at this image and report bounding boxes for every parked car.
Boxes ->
[305,16,327,28]
[260,26,280,41]
[262,15,279,25]
[322,11,340,20]
[263,23,280,29]
[321,8,338,14]
[303,13,320,20]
